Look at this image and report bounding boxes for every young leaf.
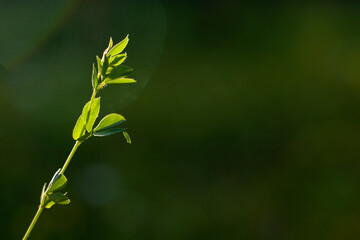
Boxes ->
[82,97,101,132]
[47,192,69,203]
[104,78,136,84]
[72,114,86,140]
[107,35,129,57]
[96,56,102,76]
[108,65,133,79]
[92,64,99,89]
[45,201,56,209]
[101,55,109,77]
[123,131,132,144]
[93,128,126,137]
[109,53,126,66]
[106,66,114,75]
[47,173,67,193]
[108,37,113,49]
[48,169,61,187]
[44,197,70,208]
[103,37,113,55]
[57,199,71,205]
[93,113,126,132]
[41,183,47,203]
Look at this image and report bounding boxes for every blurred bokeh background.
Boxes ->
[2,0,360,239]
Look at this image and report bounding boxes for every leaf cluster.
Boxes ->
[40,169,69,209]
[72,35,134,144]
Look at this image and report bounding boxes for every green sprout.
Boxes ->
[22,35,135,240]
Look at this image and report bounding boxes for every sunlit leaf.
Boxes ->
[93,113,126,132]
[103,37,113,55]
[96,56,102,76]
[104,78,136,84]
[109,53,126,67]
[47,172,67,193]
[106,66,114,75]
[108,37,113,49]
[45,201,55,209]
[57,199,71,205]
[48,169,61,187]
[123,131,131,144]
[107,34,129,57]
[72,114,86,140]
[82,97,101,132]
[93,128,126,137]
[92,64,98,89]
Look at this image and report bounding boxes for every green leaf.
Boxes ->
[108,37,113,49]
[47,171,67,193]
[107,35,129,57]
[44,197,70,208]
[47,192,69,203]
[108,65,133,79]
[41,183,47,199]
[57,199,71,205]
[96,56,102,76]
[48,169,61,187]
[93,128,126,137]
[109,53,126,66]
[94,113,126,132]
[82,97,101,132]
[106,66,114,75]
[45,201,55,209]
[92,63,99,89]
[103,37,113,55]
[104,78,136,85]
[123,131,132,144]
[72,114,86,140]
[101,55,109,77]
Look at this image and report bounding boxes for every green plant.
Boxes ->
[22,35,135,240]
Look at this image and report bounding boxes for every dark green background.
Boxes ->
[2,0,360,239]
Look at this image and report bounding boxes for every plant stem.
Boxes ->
[61,140,82,174]
[22,206,44,240]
